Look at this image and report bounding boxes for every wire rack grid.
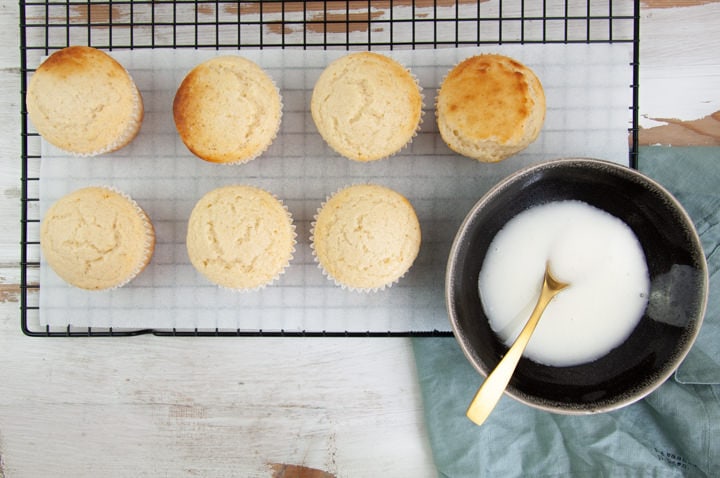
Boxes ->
[19,0,641,337]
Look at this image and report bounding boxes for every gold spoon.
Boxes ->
[466,261,570,426]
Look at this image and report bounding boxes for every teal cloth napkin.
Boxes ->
[412,147,720,477]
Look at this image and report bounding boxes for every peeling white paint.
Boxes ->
[639,3,720,127]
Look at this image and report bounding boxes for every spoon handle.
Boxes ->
[466,283,561,426]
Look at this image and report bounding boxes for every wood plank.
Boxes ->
[0,313,435,476]
[639,111,720,146]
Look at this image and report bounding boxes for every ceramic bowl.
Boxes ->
[445,158,708,414]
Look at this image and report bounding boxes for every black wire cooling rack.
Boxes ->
[19,0,640,337]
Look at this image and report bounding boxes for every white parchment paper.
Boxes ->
[39,44,632,332]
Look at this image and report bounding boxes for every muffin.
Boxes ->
[173,56,282,164]
[26,46,144,156]
[311,52,423,162]
[40,187,155,290]
[311,184,421,291]
[186,185,295,290]
[436,54,545,162]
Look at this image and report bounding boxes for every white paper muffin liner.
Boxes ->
[221,84,283,166]
[368,60,425,163]
[189,187,296,292]
[394,57,425,159]
[97,186,155,290]
[69,68,145,158]
[309,184,416,293]
[313,53,425,163]
[104,82,145,153]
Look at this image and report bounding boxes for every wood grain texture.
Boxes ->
[639,1,720,136]
[642,0,720,8]
[270,463,336,478]
[0,319,435,477]
[34,1,481,32]
[0,284,20,304]
[639,111,720,146]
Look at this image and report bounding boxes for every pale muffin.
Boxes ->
[26,46,144,156]
[311,184,421,291]
[186,185,295,290]
[40,187,155,290]
[311,52,423,162]
[173,56,282,164]
[436,54,545,162]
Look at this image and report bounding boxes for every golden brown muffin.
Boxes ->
[40,187,155,290]
[173,56,282,164]
[26,46,143,156]
[186,185,295,290]
[311,184,421,291]
[436,54,545,162]
[311,52,423,162]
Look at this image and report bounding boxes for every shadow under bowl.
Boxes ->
[445,158,708,414]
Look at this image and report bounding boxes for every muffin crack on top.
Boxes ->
[203,253,264,274]
[67,218,122,256]
[347,78,375,126]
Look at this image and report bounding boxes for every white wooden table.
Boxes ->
[1,2,718,477]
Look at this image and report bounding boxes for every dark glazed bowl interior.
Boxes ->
[446,158,708,414]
